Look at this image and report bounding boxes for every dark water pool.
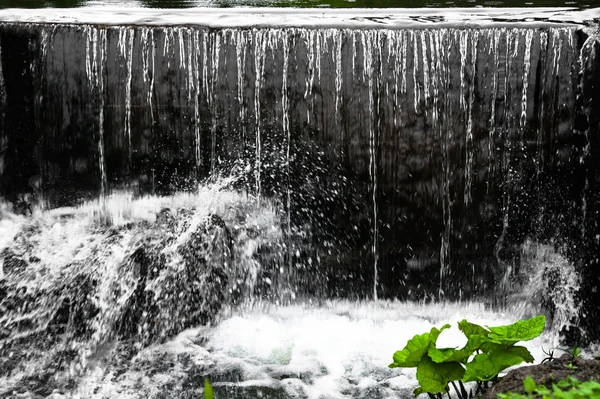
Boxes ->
[0,0,595,9]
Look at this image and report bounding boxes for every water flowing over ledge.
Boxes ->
[0,7,597,28]
[2,18,599,301]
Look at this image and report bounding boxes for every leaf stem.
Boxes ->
[451,381,463,399]
[458,380,469,399]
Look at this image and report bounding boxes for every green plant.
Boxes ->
[389,315,546,399]
[204,378,214,399]
[498,376,600,399]
[541,346,581,364]
[566,363,578,371]
[569,347,582,359]
[541,347,555,363]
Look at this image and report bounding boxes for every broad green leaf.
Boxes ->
[551,385,570,399]
[204,378,215,399]
[428,346,473,364]
[463,346,534,382]
[508,346,534,363]
[567,376,581,386]
[389,324,450,368]
[458,319,489,338]
[556,379,572,389]
[429,334,489,364]
[578,381,600,396]
[487,315,546,344]
[429,324,451,344]
[413,386,423,396]
[480,341,504,353]
[428,346,460,363]
[535,385,551,396]
[523,376,537,393]
[416,355,465,394]
[390,332,430,368]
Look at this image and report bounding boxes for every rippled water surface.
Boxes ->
[0,0,594,8]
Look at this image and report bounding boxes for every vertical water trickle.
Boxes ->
[85,26,108,197]
[429,31,439,129]
[192,30,201,175]
[0,34,6,191]
[177,27,186,70]
[201,31,209,101]
[315,30,323,90]
[185,28,194,102]
[236,30,247,145]
[32,27,52,205]
[123,28,135,171]
[163,27,174,68]
[459,30,468,112]
[98,29,108,197]
[411,30,419,113]
[536,31,549,178]
[335,30,343,119]
[439,29,452,295]
[420,30,430,110]
[39,26,52,67]
[376,30,384,300]
[141,28,156,128]
[0,34,5,117]
[389,31,398,128]
[521,29,533,150]
[210,32,221,174]
[460,30,469,205]
[400,30,408,96]
[306,30,317,125]
[496,29,517,268]
[464,30,478,206]
[254,29,266,201]
[282,30,292,277]
[578,32,596,238]
[85,26,95,86]
[361,31,378,300]
[488,29,501,193]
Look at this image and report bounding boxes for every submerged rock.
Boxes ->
[0,195,293,396]
[116,212,233,346]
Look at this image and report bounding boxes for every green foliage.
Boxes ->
[463,346,534,382]
[523,376,537,393]
[390,325,450,368]
[389,316,546,399]
[204,378,215,399]
[498,376,600,399]
[415,355,464,395]
[569,347,582,359]
[486,316,546,345]
[565,363,578,371]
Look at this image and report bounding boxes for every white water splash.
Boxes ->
[73,300,557,399]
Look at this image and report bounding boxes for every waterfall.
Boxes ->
[0,21,597,310]
[0,10,599,397]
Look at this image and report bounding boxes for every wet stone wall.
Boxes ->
[0,22,598,322]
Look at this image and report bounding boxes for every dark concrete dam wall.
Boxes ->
[0,17,599,335]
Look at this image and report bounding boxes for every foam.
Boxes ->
[78,301,556,398]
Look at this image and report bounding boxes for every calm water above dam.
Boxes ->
[0,0,595,8]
